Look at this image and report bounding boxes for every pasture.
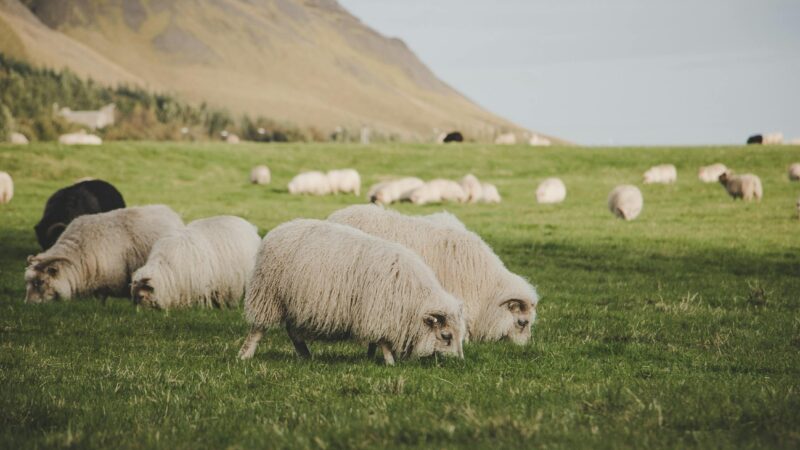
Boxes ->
[0,142,799,449]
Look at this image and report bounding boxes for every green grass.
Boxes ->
[1,142,799,449]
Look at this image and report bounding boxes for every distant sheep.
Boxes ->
[34,179,126,250]
[788,163,800,181]
[763,132,783,145]
[409,179,467,205]
[495,133,517,145]
[718,171,762,201]
[442,131,464,143]
[58,130,102,145]
[608,185,643,220]
[536,178,566,204]
[368,177,424,204]
[250,165,271,185]
[238,219,465,364]
[10,132,28,144]
[460,174,483,203]
[131,216,260,310]
[25,205,183,303]
[327,169,361,196]
[746,134,763,145]
[528,135,551,146]
[480,183,502,203]
[698,163,728,183]
[643,164,677,184]
[0,171,13,204]
[288,171,331,195]
[328,205,539,344]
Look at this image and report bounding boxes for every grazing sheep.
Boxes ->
[442,131,464,143]
[225,134,241,144]
[746,134,763,145]
[58,130,102,145]
[718,171,762,201]
[608,185,643,220]
[698,163,728,183]
[34,179,126,250]
[643,164,677,184]
[327,169,361,196]
[788,163,800,181]
[10,132,28,144]
[763,132,783,145]
[495,133,517,145]
[25,205,183,303]
[131,216,260,310]
[288,171,331,196]
[528,135,551,146]
[460,174,483,203]
[238,219,465,364]
[0,171,12,204]
[409,179,467,205]
[250,165,271,185]
[369,177,424,204]
[480,183,502,203]
[328,205,539,344]
[536,178,567,204]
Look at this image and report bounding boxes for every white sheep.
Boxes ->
[643,164,677,184]
[327,169,361,196]
[460,174,483,203]
[238,219,465,365]
[608,185,643,220]
[698,163,728,183]
[763,132,783,145]
[328,205,539,344]
[495,133,517,145]
[287,171,331,196]
[480,183,502,203]
[536,178,567,204]
[409,179,467,205]
[0,171,12,204]
[788,163,800,181]
[131,216,261,310]
[250,165,271,185]
[10,132,28,144]
[718,171,762,201]
[58,130,102,145]
[368,177,425,204]
[528,135,551,146]
[25,205,184,303]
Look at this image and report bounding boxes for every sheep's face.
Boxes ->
[718,171,731,185]
[131,278,159,309]
[498,299,536,345]
[24,256,72,303]
[373,190,389,205]
[413,311,464,359]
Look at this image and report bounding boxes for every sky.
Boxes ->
[339,0,800,146]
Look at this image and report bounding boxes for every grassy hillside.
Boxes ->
[0,142,799,449]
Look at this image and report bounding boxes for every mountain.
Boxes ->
[1,0,552,141]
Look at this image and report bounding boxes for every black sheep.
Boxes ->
[747,134,763,145]
[34,180,126,250]
[443,131,464,143]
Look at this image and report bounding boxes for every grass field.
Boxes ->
[1,142,799,449]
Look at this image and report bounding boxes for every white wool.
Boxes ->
[240,219,465,359]
[409,179,467,205]
[529,135,551,146]
[0,171,13,204]
[225,134,240,144]
[424,211,468,231]
[10,132,28,144]
[327,169,361,196]
[643,164,677,184]
[480,183,502,203]
[250,165,271,184]
[131,216,261,309]
[495,133,517,145]
[58,130,102,145]
[763,132,783,145]
[536,178,567,204]
[719,171,762,201]
[608,185,643,220]
[369,177,425,204]
[328,205,539,344]
[698,163,728,183]
[460,174,483,203]
[788,163,800,181]
[288,171,331,195]
[24,205,184,303]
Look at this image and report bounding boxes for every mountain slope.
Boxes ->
[1,0,547,140]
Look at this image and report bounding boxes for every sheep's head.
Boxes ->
[131,277,159,309]
[34,221,66,249]
[373,190,389,205]
[718,170,732,184]
[412,308,465,359]
[477,275,539,344]
[24,255,73,303]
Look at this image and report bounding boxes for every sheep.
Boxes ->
[409,179,468,205]
[34,179,126,250]
[327,169,361,196]
[698,163,728,183]
[494,133,517,145]
[328,205,539,344]
[238,219,465,365]
[459,174,483,203]
[643,164,677,184]
[536,178,567,204]
[250,165,271,185]
[287,171,331,195]
[442,131,464,143]
[788,163,800,181]
[368,177,424,204]
[480,183,502,203]
[0,171,12,204]
[131,216,261,310]
[58,130,102,145]
[718,171,762,201]
[25,205,184,304]
[763,132,783,145]
[10,132,28,144]
[608,185,643,220]
[528,135,551,146]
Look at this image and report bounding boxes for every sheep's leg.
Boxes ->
[238,327,264,360]
[380,342,395,366]
[367,343,377,359]
[286,324,311,359]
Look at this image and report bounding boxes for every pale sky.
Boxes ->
[339,0,800,146]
